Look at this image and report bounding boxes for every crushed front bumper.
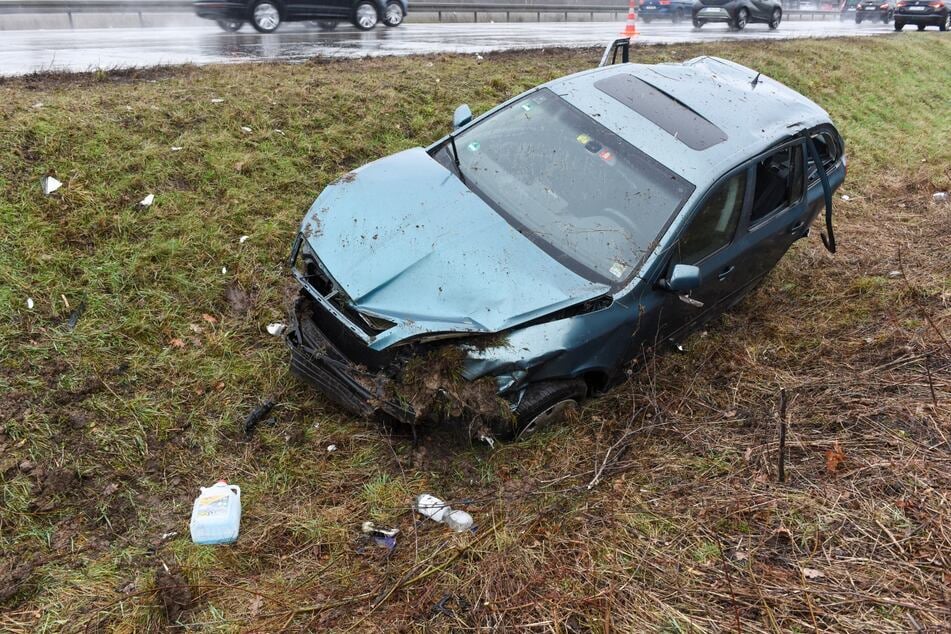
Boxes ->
[286,295,415,424]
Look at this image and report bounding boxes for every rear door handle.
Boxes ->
[718,266,735,281]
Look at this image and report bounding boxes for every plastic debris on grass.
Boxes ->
[266,323,286,336]
[26,297,35,310]
[41,176,62,195]
[139,194,154,208]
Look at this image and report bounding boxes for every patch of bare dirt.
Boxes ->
[154,561,195,625]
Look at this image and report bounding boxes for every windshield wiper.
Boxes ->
[449,135,466,184]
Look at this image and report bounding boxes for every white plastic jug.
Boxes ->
[190,480,241,545]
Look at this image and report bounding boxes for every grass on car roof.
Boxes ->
[0,34,949,632]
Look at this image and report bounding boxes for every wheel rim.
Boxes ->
[519,399,577,439]
[254,3,279,30]
[738,10,747,27]
[356,4,378,28]
[385,4,403,25]
[773,9,780,24]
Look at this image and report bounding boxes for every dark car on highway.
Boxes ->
[193,0,408,33]
[639,0,695,22]
[855,0,896,21]
[692,0,784,29]
[283,40,845,441]
[894,0,950,29]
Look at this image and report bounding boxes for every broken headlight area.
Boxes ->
[286,292,516,434]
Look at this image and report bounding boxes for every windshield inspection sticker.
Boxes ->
[467,141,480,152]
[576,134,591,145]
[609,261,627,279]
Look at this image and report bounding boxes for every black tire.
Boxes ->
[733,8,749,30]
[353,1,379,30]
[941,13,950,30]
[216,19,244,32]
[855,15,862,23]
[497,379,587,441]
[251,0,281,33]
[894,20,904,30]
[769,8,782,29]
[916,23,925,30]
[692,17,704,28]
[383,1,405,26]
[882,10,892,23]
[642,16,653,23]
[672,8,684,23]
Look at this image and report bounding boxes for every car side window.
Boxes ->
[677,171,746,265]
[806,132,839,186]
[749,144,804,224]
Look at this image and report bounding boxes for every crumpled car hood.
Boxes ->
[300,147,610,350]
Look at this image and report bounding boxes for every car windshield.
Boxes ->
[433,88,693,285]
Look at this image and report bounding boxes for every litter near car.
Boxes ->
[841,194,851,201]
[211,98,224,104]
[221,266,228,274]
[243,400,276,437]
[41,176,62,195]
[66,301,86,330]
[239,235,250,244]
[415,494,474,532]
[266,323,286,336]
[241,126,252,133]
[284,47,845,441]
[933,192,948,203]
[189,480,241,545]
[26,297,34,310]
[326,444,337,453]
[139,194,154,208]
[171,146,183,152]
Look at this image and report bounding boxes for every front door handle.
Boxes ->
[718,265,735,281]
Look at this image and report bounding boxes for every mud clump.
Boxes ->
[154,562,194,625]
[29,466,78,512]
[0,559,35,604]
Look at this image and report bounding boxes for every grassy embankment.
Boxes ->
[1,35,949,632]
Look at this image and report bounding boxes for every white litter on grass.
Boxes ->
[26,297,35,310]
[888,270,901,278]
[933,192,948,203]
[171,146,183,152]
[475,54,484,60]
[266,323,286,336]
[41,176,63,195]
[32,102,44,109]
[221,266,228,275]
[841,195,850,201]
[211,98,225,104]
[273,129,285,136]
[139,194,154,208]
[241,126,252,133]
[326,444,337,453]
[239,235,249,244]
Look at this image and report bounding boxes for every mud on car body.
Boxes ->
[286,48,845,440]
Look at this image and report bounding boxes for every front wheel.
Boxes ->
[353,1,379,30]
[383,1,405,26]
[251,0,281,33]
[769,8,782,29]
[941,13,950,30]
[894,20,904,30]
[732,8,749,30]
[216,19,244,32]
[507,380,587,441]
[692,17,704,28]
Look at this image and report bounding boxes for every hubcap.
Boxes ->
[738,10,747,26]
[518,400,577,439]
[357,4,378,28]
[254,3,280,30]
[385,4,403,24]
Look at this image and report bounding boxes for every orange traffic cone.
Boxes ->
[621,0,638,37]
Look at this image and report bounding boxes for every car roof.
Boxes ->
[546,56,832,195]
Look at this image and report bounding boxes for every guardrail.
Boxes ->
[0,1,843,24]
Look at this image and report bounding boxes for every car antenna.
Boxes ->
[750,72,762,89]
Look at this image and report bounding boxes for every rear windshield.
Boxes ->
[432,89,694,285]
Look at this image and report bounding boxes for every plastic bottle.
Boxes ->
[190,480,241,545]
[414,494,473,532]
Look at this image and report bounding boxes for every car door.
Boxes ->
[657,167,751,342]
[717,140,809,303]
[291,0,348,19]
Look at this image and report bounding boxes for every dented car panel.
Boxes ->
[286,54,846,436]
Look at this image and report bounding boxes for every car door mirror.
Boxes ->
[453,104,472,129]
[664,264,702,293]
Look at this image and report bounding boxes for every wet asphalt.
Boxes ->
[0,19,898,77]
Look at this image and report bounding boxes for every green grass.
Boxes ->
[1,35,949,632]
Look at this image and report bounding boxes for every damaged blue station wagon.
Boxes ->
[286,41,845,440]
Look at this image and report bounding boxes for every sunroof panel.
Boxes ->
[594,73,728,151]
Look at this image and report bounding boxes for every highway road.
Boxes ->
[0,20,898,76]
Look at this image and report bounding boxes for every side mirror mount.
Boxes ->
[663,264,701,293]
[599,37,632,67]
[453,104,472,129]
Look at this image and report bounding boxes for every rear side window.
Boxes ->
[806,132,840,185]
[750,144,804,224]
[678,171,746,264]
